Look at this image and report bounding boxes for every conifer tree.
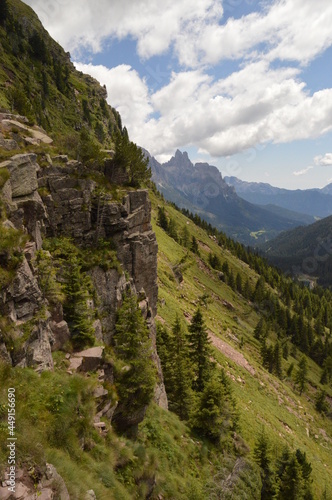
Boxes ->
[295,355,308,395]
[277,455,304,500]
[191,375,227,443]
[188,308,212,391]
[254,318,268,340]
[315,389,329,415]
[113,292,156,429]
[181,224,190,248]
[167,315,194,420]
[273,341,283,379]
[253,430,278,500]
[63,251,95,349]
[157,206,169,232]
[190,236,200,255]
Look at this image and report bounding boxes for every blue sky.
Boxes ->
[24,0,332,189]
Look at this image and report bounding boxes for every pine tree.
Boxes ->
[273,341,283,379]
[315,389,329,415]
[168,217,178,242]
[113,131,151,187]
[295,356,308,395]
[236,272,243,294]
[63,252,95,349]
[277,455,304,500]
[167,316,194,420]
[191,236,200,255]
[157,206,169,232]
[254,318,268,340]
[181,224,190,248]
[113,292,156,431]
[188,308,212,391]
[191,375,227,443]
[253,430,278,500]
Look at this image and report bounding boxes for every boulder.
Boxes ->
[6,154,39,198]
[50,320,70,351]
[26,320,54,372]
[72,346,104,372]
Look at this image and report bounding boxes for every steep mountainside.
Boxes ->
[0,0,121,151]
[262,215,332,286]
[149,150,314,245]
[0,1,332,499]
[225,176,332,218]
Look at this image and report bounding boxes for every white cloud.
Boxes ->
[75,59,332,159]
[24,0,223,61]
[24,0,332,68]
[314,153,332,166]
[293,166,313,176]
[23,0,332,164]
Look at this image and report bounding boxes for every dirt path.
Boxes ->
[208,331,256,376]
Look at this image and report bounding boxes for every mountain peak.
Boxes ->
[164,150,193,170]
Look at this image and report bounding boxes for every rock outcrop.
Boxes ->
[0,463,70,500]
[0,151,167,407]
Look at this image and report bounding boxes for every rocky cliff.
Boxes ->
[0,133,167,411]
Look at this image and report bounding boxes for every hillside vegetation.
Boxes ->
[262,215,332,287]
[0,1,332,499]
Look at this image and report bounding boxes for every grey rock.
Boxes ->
[43,463,70,500]
[73,346,104,372]
[0,343,11,365]
[85,489,97,500]
[50,320,70,351]
[6,153,38,197]
[5,257,42,321]
[26,320,54,372]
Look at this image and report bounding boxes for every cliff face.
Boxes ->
[0,147,167,409]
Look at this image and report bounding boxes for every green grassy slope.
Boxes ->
[150,192,332,498]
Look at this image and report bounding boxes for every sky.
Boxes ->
[23,0,332,189]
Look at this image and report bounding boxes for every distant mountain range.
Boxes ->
[224,176,332,218]
[147,150,315,245]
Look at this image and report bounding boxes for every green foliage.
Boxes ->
[112,131,151,187]
[157,317,194,420]
[188,307,213,391]
[77,128,104,165]
[295,356,308,395]
[29,30,48,63]
[6,85,32,119]
[208,252,222,270]
[35,250,65,304]
[190,372,238,444]
[157,206,169,231]
[43,238,95,349]
[113,292,156,429]
[253,429,278,499]
[315,389,329,415]
[0,222,26,287]
[190,235,200,255]
[0,0,8,24]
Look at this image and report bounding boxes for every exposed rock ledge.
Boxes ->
[0,153,167,411]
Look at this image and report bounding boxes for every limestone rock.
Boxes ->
[0,343,11,365]
[85,489,97,500]
[1,119,53,144]
[4,257,42,322]
[72,346,104,372]
[26,320,54,372]
[6,153,39,198]
[50,320,70,351]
